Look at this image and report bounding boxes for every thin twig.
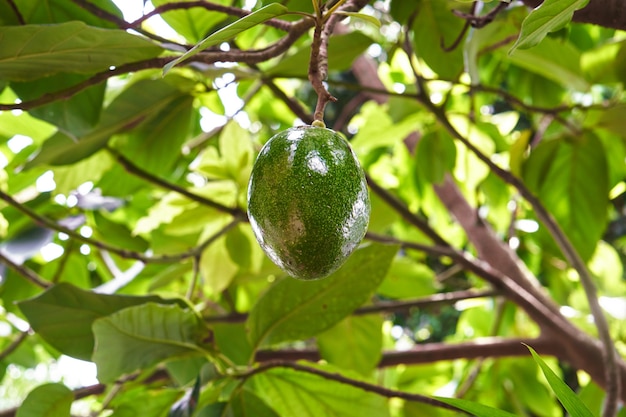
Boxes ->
[6,0,25,24]
[0,331,29,362]
[0,252,51,288]
[238,361,466,412]
[109,148,245,217]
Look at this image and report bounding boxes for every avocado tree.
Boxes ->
[0,1,625,416]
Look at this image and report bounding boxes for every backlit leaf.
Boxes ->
[510,0,589,53]
[522,133,609,261]
[16,383,73,417]
[526,345,595,417]
[317,314,383,375]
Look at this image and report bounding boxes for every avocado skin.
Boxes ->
[247,126,370,280]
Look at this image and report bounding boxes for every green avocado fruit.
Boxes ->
[247,125,370,280]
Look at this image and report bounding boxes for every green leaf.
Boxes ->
[333,12,381,28]
[505,37,589,91]
[92,302,212,383]
[27,79,188,167]
[266,32,373,77]
[434,396,518,417]
[152,0,230,44]
[226,389,280,417]
[247,243,397,349]
[526,345,595,417]
[0,22,162,81]
[411,0,466,79]
[317,314,383,375]
[248,364,390,417]
[377,257,436,299]
[18,283,188,361]
[16,383,73,417]
[522,133,609,261]
[108,386,183,417]
[510,0,589,53]
[416,130,457,184]
[163,3,288,74]
[200,234,239,294]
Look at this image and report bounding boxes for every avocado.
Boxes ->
[247,126,370,280]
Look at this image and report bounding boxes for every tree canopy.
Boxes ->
[0,1,625,417]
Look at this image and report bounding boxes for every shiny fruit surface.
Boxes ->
[247,126,370,280]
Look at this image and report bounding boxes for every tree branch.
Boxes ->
[109,148,245,218]
[0,252,51,288]
[255,336,561,366]
[0,190,241,264]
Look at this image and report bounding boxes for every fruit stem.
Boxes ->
[308,5,337,126]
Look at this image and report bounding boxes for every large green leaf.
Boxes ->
[16,383,73,417]
[526,346,595,417]
[27,78,188,167]
[11,74,105,137]
[246,243,397,349]
[265,32,374,77]
[92,303,212,383]
[108,386,183,417]
[226,389,280,417]
[411,0,466,79]
[248,364,390,417]
[18,0,123,28]
[163,3,288,74]
[152,0,230,44]
[522,133,609,261]
[0,22,162,81]
[316,314,383,375]
[18,283,188,361]
[505,37,589,91]
[510,0,589,52]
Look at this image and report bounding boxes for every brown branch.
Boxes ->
[0,252,51,288]
[6,0,25,25]
[421,99,621,414]
[0,58,171,111]
[308,18,336,124]
[255,336,561,366]
[0,190,241,264]
[239,361,465,413]
[452,1,510,28]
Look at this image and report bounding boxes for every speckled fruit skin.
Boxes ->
[247,126,370,280]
